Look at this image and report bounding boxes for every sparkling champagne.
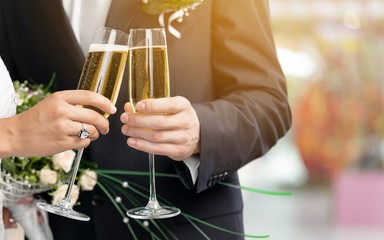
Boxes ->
[126,28,180,220]
[129,45,170,112]
[78,43,128,117]
[37,27,129,222]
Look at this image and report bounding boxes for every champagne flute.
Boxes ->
[126,28,181,219]
[37,27,129,221]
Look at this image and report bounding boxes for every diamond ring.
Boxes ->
[78,123,90,139]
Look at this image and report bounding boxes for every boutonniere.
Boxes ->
[140,0,204,38]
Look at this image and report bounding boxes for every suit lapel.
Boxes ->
[105,0,141,32]
[36,0,84,59]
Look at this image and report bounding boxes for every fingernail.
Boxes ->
[122,125,128,135]
[121,113,128,123]
[111,104,117,114]
[127,138,137,147]
[136,102,145,111]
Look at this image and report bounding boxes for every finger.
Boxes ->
[54,118,97,140]
[124,102,134,112]
[53,90,117,115]
[120,112,128,124]
[51,121,94,150]
[73,137,91,149]
[120,103,133,124]
[85,123,100,140]
[126,113,167,130]
[135,96,186,114]
[73,122,99,140]
[60,134,91,151]
[43,96,110,135]
[127,137,186,160]
[124,126,185,144]
[65,106,110,135]
[127,112,188,131]
[121,124,128,136]
[47,121,92,150]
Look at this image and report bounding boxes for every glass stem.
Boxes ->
[146,153,160,209]
[62,148,84,207]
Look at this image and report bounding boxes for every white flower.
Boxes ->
[52,150,76,173]
[14,93,23,106]
[39,168,58,185]
[79,169,97,191]
[52,184,79,207]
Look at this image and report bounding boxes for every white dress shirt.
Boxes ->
[62,0,112,55]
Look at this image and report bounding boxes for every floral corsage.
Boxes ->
[140,0,204,38]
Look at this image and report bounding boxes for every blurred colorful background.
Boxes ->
[240,0,384,239]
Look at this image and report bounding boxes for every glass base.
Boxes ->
[37,202,90,221]
[127,206,180,219]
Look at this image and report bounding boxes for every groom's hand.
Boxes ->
[121,96,201,160]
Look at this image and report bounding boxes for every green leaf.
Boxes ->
[2,158,16,174]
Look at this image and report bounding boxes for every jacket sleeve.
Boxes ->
[193,0,292,192]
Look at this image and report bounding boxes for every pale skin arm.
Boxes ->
[0,90,117,158]
[120,96,200,161]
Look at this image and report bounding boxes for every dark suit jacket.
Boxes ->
[0,0,291,239]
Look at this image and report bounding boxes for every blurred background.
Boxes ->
[240,0,384,239]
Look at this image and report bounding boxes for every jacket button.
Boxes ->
[92,195,105,207]
[207,180,213,186]
[208,176,217,186]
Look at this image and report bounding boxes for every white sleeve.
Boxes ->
[183,156,200,185]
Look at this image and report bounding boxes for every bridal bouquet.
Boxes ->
[0,78,98,240]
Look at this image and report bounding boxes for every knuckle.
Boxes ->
[176,131,189,143]
[178,119,190,129]
[51,105,66,117]
[152,131,163,142]
[55,120,69,133]
[170,97,182,110]
[127,114,138,125]
[174,147,188,160]
[175,96,188,107]
[153,115,167,129]
[49,91,62,101]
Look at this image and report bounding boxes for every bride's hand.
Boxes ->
[0,90,116,158]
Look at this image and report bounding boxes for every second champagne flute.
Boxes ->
[37,27,128,221]
[126,28,181,219]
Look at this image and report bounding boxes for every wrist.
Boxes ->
[0,117,16,158]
